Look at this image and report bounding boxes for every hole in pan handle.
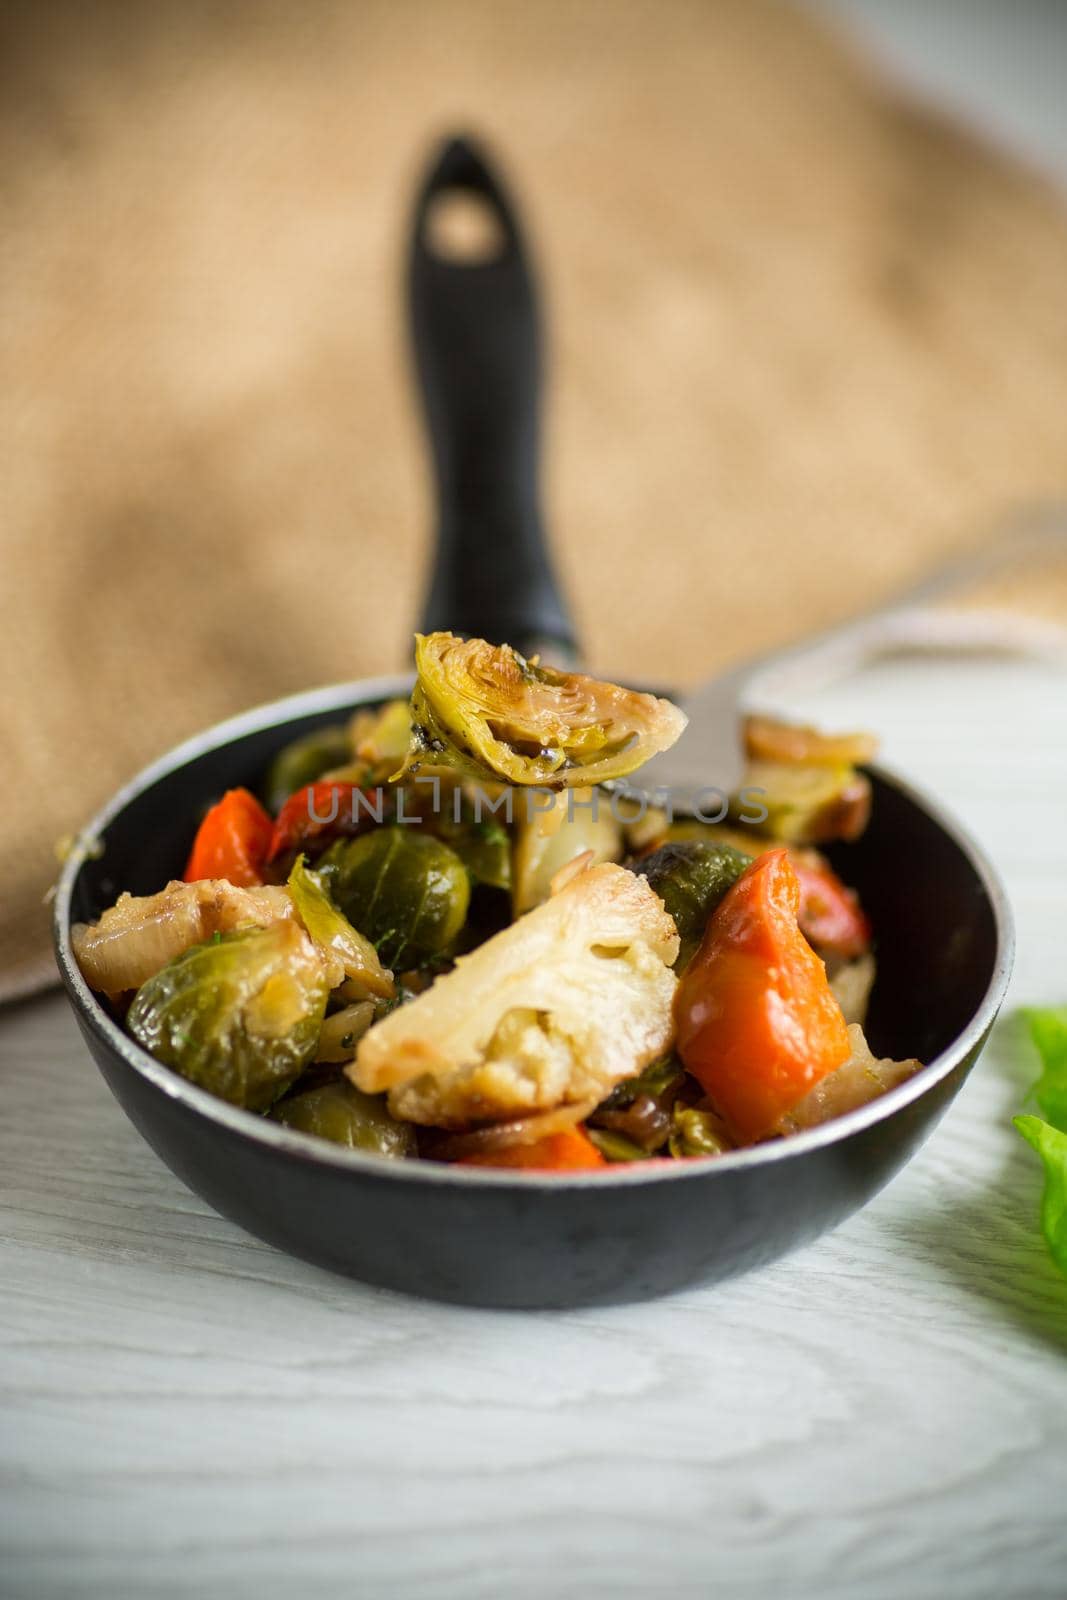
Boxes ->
[408,133,578,665]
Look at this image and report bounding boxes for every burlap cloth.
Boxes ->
[4,0,1067,1001]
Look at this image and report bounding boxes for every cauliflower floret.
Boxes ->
[349,862,679,1126]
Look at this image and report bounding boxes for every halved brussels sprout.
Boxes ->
[400,632,687,788]
[127,923,327,1111]
[620,764,871,852]
[423,788,513,892]
[735,760,871,845]
[287,854,395,999]
[317,827,470,969]
[443,813,512,892]
[630,839,751,969]
[263,725,353,813]
[271,1078,416,1157]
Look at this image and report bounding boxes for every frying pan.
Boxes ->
[53,136,1013,1309]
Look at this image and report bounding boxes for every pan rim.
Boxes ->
[53,675,1015,1190]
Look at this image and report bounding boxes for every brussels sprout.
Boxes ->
[424,789,512,891]
[127,923,327,1111]
[271,1078,416,1157]
[349,699,413,773]
[630,840,751,969]
[263,725,353,813]
[317,827,470,969]
[399,632,687,788]
[444,814,512,891]
[288,854,395,998]
[734,761,871,845]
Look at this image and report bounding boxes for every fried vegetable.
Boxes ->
[315,1001,377,1061]
[597,1053,685,1110]
[777,1023,920,1133]
[626,820,871,964]
[588,1105,665,1158]
[271,1078,416,1156]
[430,792,513,892]
[263,726,354,814]
[287,855,394,998]
[589,1055,686,1154]
[790,851,872,959]
[127,923,328,1111]
[457,1126,607,1170]
[743,714,878,768]
[737,760,871,845]
[350,861,679,1127]
[674,849,851,1142]
[628,817,759,856]
[585,1128,652,1162]
[268,780,390,863]
[73,879,297,997]
[185,789,273,887]
[400,632,686,788]
[630,839,751,969]
[349,699,413,773]
[668,1104,733,1158]
[427,1101,595,1161]
[512,789,622,915]
[446,814,512,892]
[317,827,470,970]
[828,951,876,1026]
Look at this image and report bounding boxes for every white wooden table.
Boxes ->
[3,652,1067,1600]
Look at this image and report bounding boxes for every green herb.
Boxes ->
[1013,1008,1067,1280]
[1023,1007,1067,1132]
[1014,1115,1067,1278]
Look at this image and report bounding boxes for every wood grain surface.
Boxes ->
[3,653,1067,1600]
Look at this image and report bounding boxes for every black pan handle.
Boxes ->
[409,134,577,662]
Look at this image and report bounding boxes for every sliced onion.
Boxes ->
[778,1024,921,1133]
[315,1001,376,1063]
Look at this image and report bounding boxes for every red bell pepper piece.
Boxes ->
[792,853,872,961]
[674,848,851,1143]
[266,781,388,863]
[184,788,273,888]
